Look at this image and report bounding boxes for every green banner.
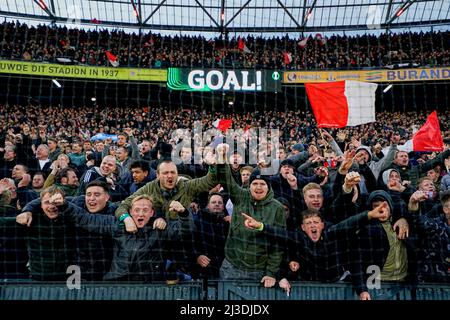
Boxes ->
[0,60,167,81]
[167,68,282,92]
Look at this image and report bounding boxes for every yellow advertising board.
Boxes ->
[0,60,167,82]
[283,67,450,83]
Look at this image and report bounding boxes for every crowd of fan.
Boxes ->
[1,21,449,69]
[1,104,449,299]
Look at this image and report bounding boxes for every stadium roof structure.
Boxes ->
[0,0,449,33]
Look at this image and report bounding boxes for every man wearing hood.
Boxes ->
[380,168,416,207]
[352,190,417,300]
[216,144,286,288]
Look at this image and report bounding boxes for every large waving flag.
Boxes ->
[238,38,252,53]
[105,51,119,67]
[393,111,444,153]
[306,80,377,128]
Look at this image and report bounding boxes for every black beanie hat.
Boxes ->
[249,169,271,189]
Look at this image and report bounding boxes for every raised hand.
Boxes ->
[320,129,334,142]
[351,137,361,149]
[408,190,428,211]
[344,171,361,190]
[241,212,262,230]
[216,143,230,164]
[409,190,428,204]
[339,150,355,174]
[308,145,318,156]
[153,217,167,230]
[18,174,31,188]
[203,151,217,165]
[285,173,298,190]
[49,192,65,207]
[123,216,137,233]
[388,180,406,192]
[169,200,185,213]
[368,201,389,220]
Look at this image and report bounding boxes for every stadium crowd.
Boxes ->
[1,21,449,69]
[1,103,449,299]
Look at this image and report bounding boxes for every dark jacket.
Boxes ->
[62,202,193,282]
[0,205,29,279]
[129,171,157,194]
[263,212,372,282]
[351,190,418,294]
[23,196,117,281]
[25,206,77,281]
[410,211,449,283]
[192,209,230,279]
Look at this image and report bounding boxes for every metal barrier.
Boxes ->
[0,281,203,300]
[0,281,448,300]
[214,281,450,300]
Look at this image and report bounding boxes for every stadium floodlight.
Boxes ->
[52,79,62,88]
[383,84,393,93]
[91,97,97,102]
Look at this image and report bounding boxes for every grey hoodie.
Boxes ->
[381,168,402,186]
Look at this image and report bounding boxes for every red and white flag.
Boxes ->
[105,51,119,67]
[298,37,308,48]
[283,52,293,65]
[394,111,444,152]
[213,119,233,133]
[238,38,252,53]
[305,80,377,128]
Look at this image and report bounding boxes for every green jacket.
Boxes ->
[115,166,218,219]
[218,164,286,277]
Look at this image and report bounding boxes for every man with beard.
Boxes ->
[116,151,218,221]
